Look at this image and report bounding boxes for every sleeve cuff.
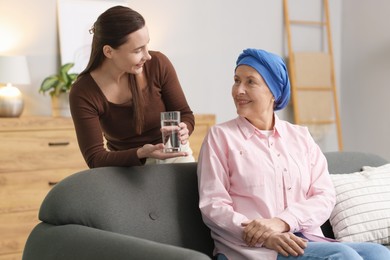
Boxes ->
[276,212,299,233]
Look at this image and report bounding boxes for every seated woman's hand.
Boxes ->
[263,232,307,257]
[241,217,289,247]
[137,143,188,160]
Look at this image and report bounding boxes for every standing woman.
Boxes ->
[70,6,195,168]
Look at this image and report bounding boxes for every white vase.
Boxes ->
[51,92,71,117]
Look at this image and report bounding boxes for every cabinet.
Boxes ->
[189,114,216,161]
[0,117,87,260]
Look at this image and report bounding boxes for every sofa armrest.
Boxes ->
[23,223,211,260]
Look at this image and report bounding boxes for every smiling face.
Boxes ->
[104,26,152,74]
[232,65,275,125]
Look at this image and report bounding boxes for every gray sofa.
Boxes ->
[22,151,388,260]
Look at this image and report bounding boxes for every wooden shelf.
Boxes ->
[0,116,88,259]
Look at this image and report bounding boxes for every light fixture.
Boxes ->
[0,55,31,117]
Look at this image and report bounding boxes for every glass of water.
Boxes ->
[160,111,181,152]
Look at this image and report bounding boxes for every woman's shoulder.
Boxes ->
[71,73,94,91]
[145,51,176,79]
[280,119,309,133]
[149,50,168,59]
[209,118,240,135]
[70,73,102,101]
[147,51,173,67]
[276,118,313,142]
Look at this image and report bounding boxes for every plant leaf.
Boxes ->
[53,81,66,96]
[39,76,59,93]
[69,73,78,82]
[60,63,74,80]
[39,62,78,96]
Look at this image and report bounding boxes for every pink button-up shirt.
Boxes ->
[197,115,336,260]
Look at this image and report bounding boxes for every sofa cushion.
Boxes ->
[329,163,390,245]
[321,151,388,239]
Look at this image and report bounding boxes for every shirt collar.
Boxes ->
[236,114,284,139]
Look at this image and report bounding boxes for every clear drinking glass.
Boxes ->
[160,111,181,152]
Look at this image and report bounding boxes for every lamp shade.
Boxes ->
[0,55,31,85]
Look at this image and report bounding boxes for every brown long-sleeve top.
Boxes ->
[69,51,194,168]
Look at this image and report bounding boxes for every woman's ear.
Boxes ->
[103,45,113,58]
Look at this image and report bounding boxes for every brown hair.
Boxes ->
[80,6,146,134]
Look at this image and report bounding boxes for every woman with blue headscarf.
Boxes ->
[197,49,390,260]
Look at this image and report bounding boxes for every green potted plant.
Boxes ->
[39,63,78,117]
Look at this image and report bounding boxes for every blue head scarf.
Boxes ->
[235,48,290,111]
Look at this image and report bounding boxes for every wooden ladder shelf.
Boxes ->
[283,0,343,150]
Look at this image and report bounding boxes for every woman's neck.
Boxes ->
[246,112,274,130]
[93,61,127,84]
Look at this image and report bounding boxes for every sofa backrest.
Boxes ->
[324,151,388,174]
[39,162,214,257]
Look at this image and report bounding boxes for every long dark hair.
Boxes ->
[80,6,146,134]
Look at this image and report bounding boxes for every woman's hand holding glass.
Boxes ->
[137,122,190,160]
[136,143,188,160]
[178,122,189,144]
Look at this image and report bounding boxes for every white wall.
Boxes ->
[341,0,390,160]
[130,0,287,124]
[1,0,345,152]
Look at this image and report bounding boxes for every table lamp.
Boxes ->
[0,55,31,117]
